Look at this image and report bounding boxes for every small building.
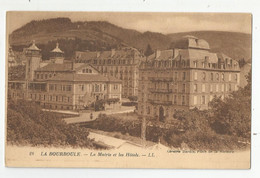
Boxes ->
[8,41,122,110]
[138,36,241,122]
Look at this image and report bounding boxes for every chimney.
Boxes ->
[173,49,179,58]
[111,49,116,57]
[155,50,161,58]
[97,51,100,58]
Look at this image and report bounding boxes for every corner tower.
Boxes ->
[50,42,64,64]
[25,40,41,81]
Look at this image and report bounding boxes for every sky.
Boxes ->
[6,11,252,35]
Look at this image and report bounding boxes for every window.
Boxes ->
[229,84,232,91]
[182,96,185,105]
[194,96,197,105]
[194,84,198,92]
[182,84,186,93]
[235,74,238,82]
[202,72,206,80]
[194,72,198,80]
[49,73,52,78]
[183,72,186,80]
[210,85,213,92]
[202,62,205,68]
[95,84,99,92]
[114,85,118,90]
[174,95,177,104]
[49,84,54,91]
[175,72,178,80]
[216,73,219,81]
[221,73,225,81]
[66,85,72,92]
[45,74,48,79]
[202,84,206,92]
[216,84,219,92]
[194,61,197,68]
[202,96,206,104]
[211,73,214,81]
[229,74,232,81]
[81,85,84,91]
[37,74,39,79]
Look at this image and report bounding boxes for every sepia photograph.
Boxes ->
[5,11,252,169]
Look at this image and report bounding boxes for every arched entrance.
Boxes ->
[159,106,165,122]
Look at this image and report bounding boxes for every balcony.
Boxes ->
[147,99,172,105]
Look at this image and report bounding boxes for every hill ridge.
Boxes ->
[9,17,251,62]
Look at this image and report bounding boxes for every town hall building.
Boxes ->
[8,42,122,110]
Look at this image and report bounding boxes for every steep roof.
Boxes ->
[27,41,40,51]
[48,72,121,83]
[171,36,210,50]
[179,49,218,63]
[36,63,72,72]
[75,48,142,61]
[36,62,83,72]
[51,43,64,53]
[147,48,219,63]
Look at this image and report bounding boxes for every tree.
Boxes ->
[209,70,251,138]
[128,96,138,102]
[239,58,246,68]
[144,44,153,57]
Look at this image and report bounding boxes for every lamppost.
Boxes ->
[141,115,146,148]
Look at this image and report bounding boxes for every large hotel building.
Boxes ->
[8,42,122,110]
[74,47,145,97]
[138,36,240,121]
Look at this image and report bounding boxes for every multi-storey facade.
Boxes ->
[8,42,122,110]
[8,46,16,67]
[138,36,240,122]
[75,47,145,97]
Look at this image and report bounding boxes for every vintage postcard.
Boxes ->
[5,11,252,168]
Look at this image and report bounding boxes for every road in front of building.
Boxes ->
[63,106,136,124]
